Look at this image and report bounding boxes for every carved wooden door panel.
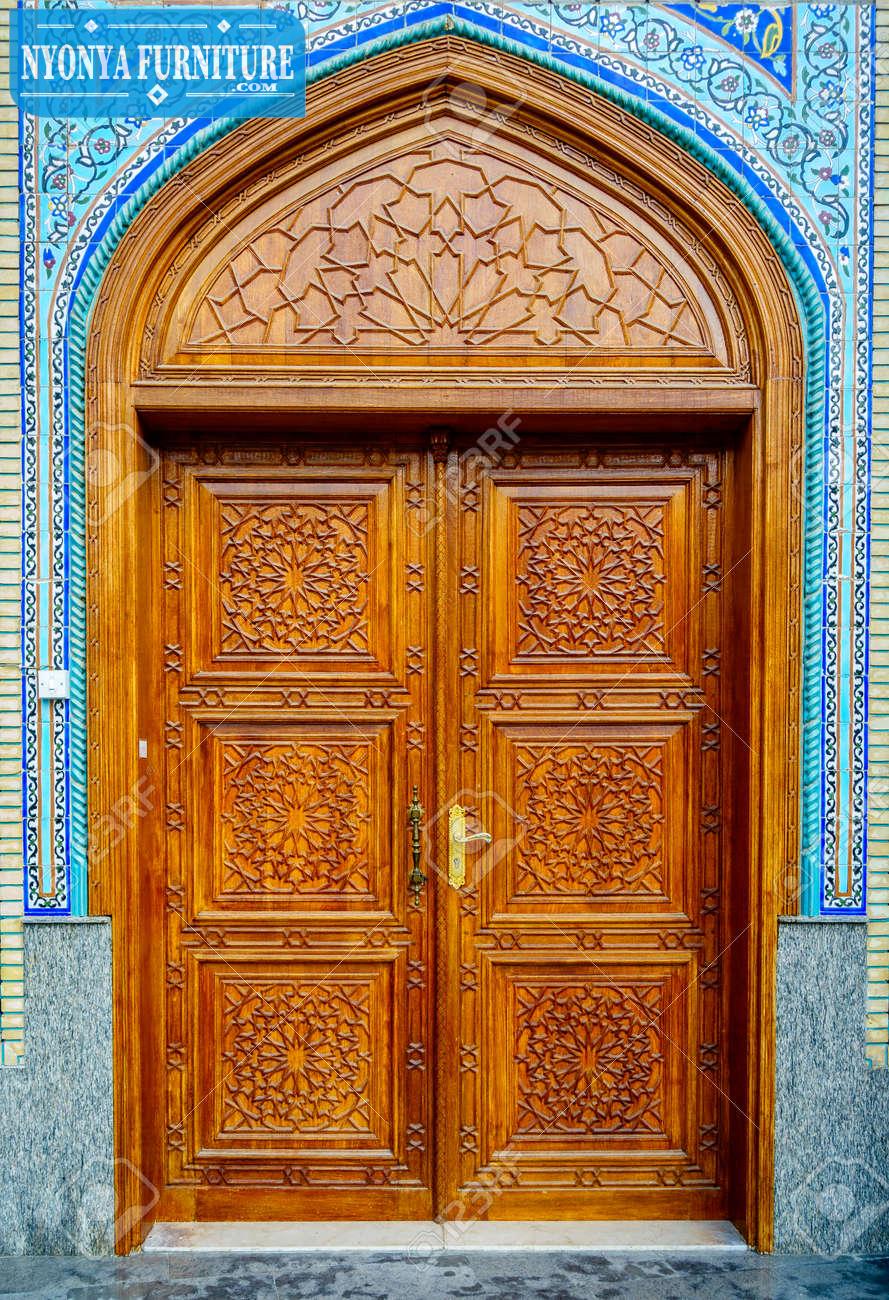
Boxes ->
[152,436,730,1223]
[155,444,434,1220]
[440,443,728,1219]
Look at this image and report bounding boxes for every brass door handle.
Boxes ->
[407,786,427,907]
[448,804,492,889]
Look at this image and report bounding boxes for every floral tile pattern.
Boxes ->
[665,3,794,92]
[16,2,873,958]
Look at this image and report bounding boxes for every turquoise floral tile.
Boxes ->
[16,1,874,918]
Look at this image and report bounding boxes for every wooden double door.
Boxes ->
[149,433,732,1222]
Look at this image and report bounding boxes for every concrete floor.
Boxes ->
[0,1252,887,1299]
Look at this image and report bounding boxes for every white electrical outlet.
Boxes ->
[37,670,70,700]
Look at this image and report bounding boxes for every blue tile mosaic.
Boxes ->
[18,1,874,916]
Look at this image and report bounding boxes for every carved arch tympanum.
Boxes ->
[86,35,804,1253]
[123,43,760,394]
[155,130,743,368]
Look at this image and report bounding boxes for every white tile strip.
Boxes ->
[439,1220,747,1251]
[144,1219,748,1254]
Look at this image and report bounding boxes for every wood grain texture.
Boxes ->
[440,445,727,1220]
[84,36,804,1250]
[151,445,435,1221]
[180,150,726,359]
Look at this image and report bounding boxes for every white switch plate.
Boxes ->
[37,669,70,700]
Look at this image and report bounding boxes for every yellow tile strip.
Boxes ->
[0,1,23,1066]
[867,1,889,1069]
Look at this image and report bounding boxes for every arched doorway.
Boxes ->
[86,37,804,1250]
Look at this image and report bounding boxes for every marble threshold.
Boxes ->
[144,1219,748,1253]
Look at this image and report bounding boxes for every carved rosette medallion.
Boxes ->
[221,741,371,895]
[514,982,663,1135]
[221,980,373,1135]
[515,504,666,657]
[514,743,665,895]
[218,500,370,655]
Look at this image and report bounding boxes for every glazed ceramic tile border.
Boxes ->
[867,0,889,1070]
[19,3,870,912]
[9,5,876,1051]
[0,0,23,1066]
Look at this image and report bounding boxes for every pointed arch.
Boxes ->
[85,35,806,1251]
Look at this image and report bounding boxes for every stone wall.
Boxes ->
[775,920,889,1252]
[0,922,113,1254]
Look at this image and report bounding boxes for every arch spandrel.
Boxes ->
[146,113,745,376]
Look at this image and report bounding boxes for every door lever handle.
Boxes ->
[407,786,427,907]
[448,804,492,889]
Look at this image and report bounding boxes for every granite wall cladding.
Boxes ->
[774,920,889,1253]
[0,918,886,1255]
[0,921,113,1255]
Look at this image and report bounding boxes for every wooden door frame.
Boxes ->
[84,37,804,1252]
